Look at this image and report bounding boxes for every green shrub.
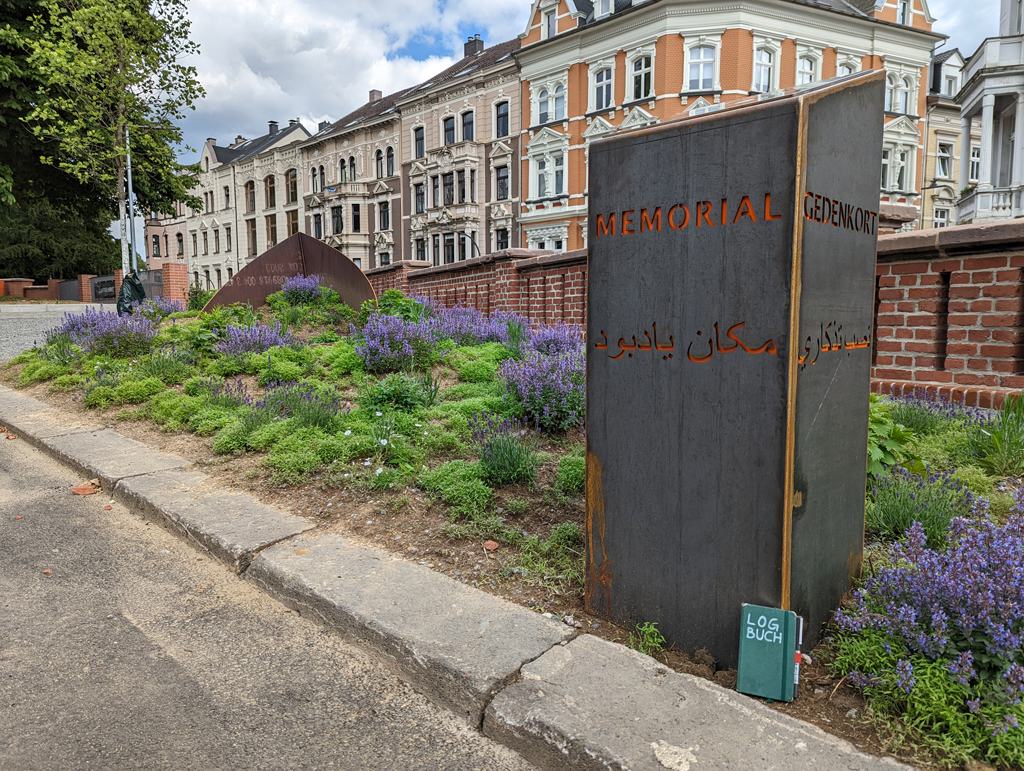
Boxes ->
[49,374,83,392]
[187,407,237,436]
[629,622,667,657]
[114,377,165,405]
[311,330,340,344]
[207,355,245,377]
[867,466,976,548]
[17,358,69,385]
[318,340,365,376]
[149,391,204,430]
[974,393,1024,477]
[470,413,537,487]
[83,385,116,408]
[951,465,994,498]
[213,420,248,455]
[440,381,504,402]
[134,348,193,385]
[246,418,295,451]
[455,359,496,383]
[555,454,586,495]
[505,498,529,517]
[868,394,922,482]
[257,357,305,386]
[264,427,330,483]
[187,283,215,312]
[419,461,493,519]
[361,373,427,412]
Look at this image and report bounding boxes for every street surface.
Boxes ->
[0,435,535,770]
[0,313,59,363]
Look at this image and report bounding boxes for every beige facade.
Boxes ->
[186,120,311,290]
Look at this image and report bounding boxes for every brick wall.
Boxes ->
[872,220,1024,408]
[365,249,588,326]
[78,274,96,302]
[161,262,189,307]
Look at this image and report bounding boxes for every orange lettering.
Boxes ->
[803,192,814,220]
[721,198,728,226]
[734,196,759,224]
[765,193,782,221]
[596,213,616,237]
[668,204,690,230]
[697,201,714,227]
[640,207,662,233]
[622,210,636,235]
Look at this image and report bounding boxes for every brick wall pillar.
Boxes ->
[113,269,124,301]
[161,262,189,307]
[78,274,96,302]
[47,279,60,300]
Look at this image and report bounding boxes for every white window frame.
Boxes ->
[631,53,654,102]
[882,144,914,192]
[543,9,557,40]
[591,62,615,112]
[797,56,816,85]
[936,142,953,179]
[970,146,981,181]
[751,37,782,94]
[538,88,550,124]
[944,75,958,96]
[684,37,721,93]
[933,208,949,228]
[897,0,910,25]
[881,149,891,189]
[595,0,612,19]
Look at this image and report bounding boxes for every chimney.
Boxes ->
[268,120,279,134]
[234,135,245,146]
[465,34,484,57]
[318,120,330,132]
[207,137,217,146]
[369,89,382,103]
[289,119,297,126]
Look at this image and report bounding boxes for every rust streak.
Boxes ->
[585,449,612,618]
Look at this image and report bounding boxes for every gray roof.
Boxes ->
[212,123,310,166]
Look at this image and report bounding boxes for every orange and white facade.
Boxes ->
[516,0,942,250]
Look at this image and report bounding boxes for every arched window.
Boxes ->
[348,156,356,180]
[900,77,914,114]
[386,147,394,177]
[797,56,815,85]
[689,47,714,91]
[319,165,325,191]
[244,181,255,212]
[496,101,509,137]
[285,169,297,204]
[340,159,347,183]
[595,68,612,110]
[554,85,565,121]
[838,63,855,77]
[753,49,773,93]
[632,56,652,100]
[376,150,384,179]
[176,233,184,255]
[311,167,319,193]
[538,89,550,124]
[264,175,276,208]
[203,157,209,172]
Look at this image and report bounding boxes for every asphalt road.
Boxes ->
[0,314,59,363]
[0,436,536,771]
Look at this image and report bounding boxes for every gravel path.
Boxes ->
[0,314,60,363]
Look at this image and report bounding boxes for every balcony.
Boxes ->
[964,35,1024,86]
[956,186,1023,224]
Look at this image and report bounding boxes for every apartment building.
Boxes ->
[516,0,941,251]
[144,201,188,269]
[186,120,310,289]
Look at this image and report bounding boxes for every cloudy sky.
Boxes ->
[174,0,1000,164]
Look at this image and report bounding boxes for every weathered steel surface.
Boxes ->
[202,233,376,312]
[585,73,884,668]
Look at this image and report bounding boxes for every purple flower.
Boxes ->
[281,274,329,304]
[52,308,156,358]
[500,349,585,433]
[215,322,292,357]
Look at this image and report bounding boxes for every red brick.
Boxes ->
[914,370,953,383]
[876,314,904,325]
[995,269,1023,282]
[980,344,1021,358]
[971,300,993,312]
[895,355,913,366]
[891,261,930,275]
[992,360,1017,373]
[964,256,1009,270]
[895,328,913,339]
[948,314,980,325]
[878,276,897,288]
[918,273,943,286]
[908,287,940,299]
[971,271,994,283]
[877,288,903,300]
[948,329,967,341]
[918,301,944,312]
[874,355,894,366]
[907,314,939,326]
[950,271,972,285]
[897,301,917,312]
[984,283,1024,297]
[876,341,903,353]
[905,341,939,353]
[898,275,919,286]
[1010,255,1024,268]
[930,259,962,273]
[945,358,965,370]
[877,302,897,313]
[914,356,942,367]
[983,314,1020,327]
[874,367,914,379]
[993,330,1024,343]
[999,375,1024,388]
[980,392,995,409]
[995,298,1024,312]
[915,328,938,340]
[876,264,892,275]
[968,359,990,371]
[950,286,981,299]
[968,329,992,342]
[947,343,978,356]
[955,372,998,386]
[949,300,971,313]
[875,326,895,338]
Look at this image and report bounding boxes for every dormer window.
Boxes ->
[897,0,909,25]
[544,10,557,39]
[944,75,958,96]
[596,0,612,17]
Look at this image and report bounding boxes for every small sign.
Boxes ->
[736,604,802,702]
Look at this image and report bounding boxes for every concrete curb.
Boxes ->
[0,303,109,314]
[0,385,912,771]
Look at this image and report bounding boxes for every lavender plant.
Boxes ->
[531,323,583,357]
[500,350,585,433]
[258,381,344,430]
[352,315,447,373]
[215,322,292,358]
[135,296,185,322]
[886,387,993,436]
[185,376,252,409]
[281,274,328,305]
[55,308,156,358]
[868,465,978,548]
[470,411,537,486]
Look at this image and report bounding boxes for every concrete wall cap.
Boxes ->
[878,219,1024,259]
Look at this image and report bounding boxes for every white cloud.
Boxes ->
[928,0,1001,60]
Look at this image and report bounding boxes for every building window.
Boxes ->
[544,10,557,39]
[379,201,390,231]
[538,89,550,124]
[319,165,325,192]
[459,232,467,261]
[937,143,953,178]
[443,172,454,205]
[386,146,394,177]
[838,63,855,77]
[227,267,233,279]
[596,0,611,16]
[754,49,773,93]
[376,150,384,179]
[496,166,509,200]
[314,213,323,239]
[225,226,232,251]
[462,111,474,141]
[152,235,160,256]
[245,181,255,212]
[192,233,198,256]
[414,127,424,159]
[246,220,257,256]
[349,156,356,181]
[176,233,184,254]
[443,233,455,263]
[380,252,390,266]
[163,234,168,255]
[214,229,220,253]
[881,149,890,188]
[352,204,361,232]
[215,268,222,289]
[470,169,476,202]
[934,208,949,228]
[265,214,277,247]
[286,169,298,204]
[223,186,230,209]
[352,258,362,269]
[797,56,815,85]
[595,68,612,111]
[554,85,565,121]
[443,116,455,145]
[416,238,426,261]
[970,147,981,181]
[944,75,958,96]
[202,231,208,254]
[311,166,319,193]
[689,47,714,91]
[554,154,564,195]
[415,183,425,213]
[332,205,344,234]
[204,269,211,288]
[496,102,509,137]
[537,159,547,198]
[896,150,908,191]
[633,56,652,101]
[897,0,910,24]
[458,170,466,203]
[888,76,912,114]
[263,175,279,211]
[339,160,347,183]
[287,210,298,237]
[496,228,509,251]
[900,77,913,113]
[193,270,199,285]
[433,234,441,266]
[431,176,440,207]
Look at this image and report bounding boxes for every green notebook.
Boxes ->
[736,604,802,702]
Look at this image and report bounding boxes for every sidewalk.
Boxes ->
[0,302,111,314]
[0,383,910,771]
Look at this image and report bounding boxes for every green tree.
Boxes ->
[20,0,203,272]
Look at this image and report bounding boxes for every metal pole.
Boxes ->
[126,125,137,272]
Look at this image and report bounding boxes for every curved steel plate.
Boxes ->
[202,233,377,312]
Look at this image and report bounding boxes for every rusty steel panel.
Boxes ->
[585,73,884,669]
[202,233,376,312]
